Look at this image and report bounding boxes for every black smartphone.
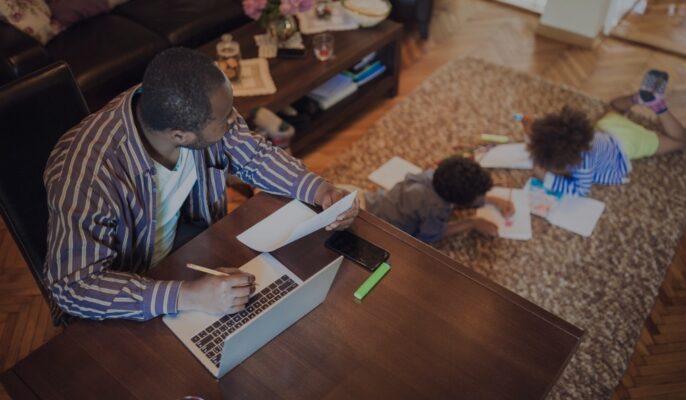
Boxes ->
[277,48,306,59]
[325,231,389,272]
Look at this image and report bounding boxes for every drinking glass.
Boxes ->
[313,33,334,61]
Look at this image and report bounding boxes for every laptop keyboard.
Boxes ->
[190,274,299,367]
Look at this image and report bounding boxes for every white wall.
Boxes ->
[604,0,639,35]
[540,0,612,38]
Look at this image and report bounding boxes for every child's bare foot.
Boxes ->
[610,95,634,113]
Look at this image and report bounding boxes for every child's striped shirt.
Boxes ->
[543,132,631,196]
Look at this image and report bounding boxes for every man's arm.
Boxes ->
[222,114,359,229]
[223,115,325,204]
[45,175,254,320]
[45,177,182,321]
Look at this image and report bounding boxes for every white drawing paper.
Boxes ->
[478,143,533,170]
[368,156,422,190]
[476,187,532,240]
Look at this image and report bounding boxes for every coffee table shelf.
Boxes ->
[197,20,402,156]
[290,72,395,154]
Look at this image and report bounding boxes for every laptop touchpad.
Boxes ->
[239,254,302,294]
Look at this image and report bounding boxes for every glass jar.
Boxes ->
[216,34,241,82]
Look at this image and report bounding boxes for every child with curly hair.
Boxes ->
[522,70,685,197]
[361,156,514,243]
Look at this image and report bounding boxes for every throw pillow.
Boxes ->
[47,0,128,30]
[0,0,61,45]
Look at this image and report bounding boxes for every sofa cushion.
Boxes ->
[114,0,249,48]
[0,0,60,45]
[47,0,130,30]
[0,22,53,85]
[46,14,166,109]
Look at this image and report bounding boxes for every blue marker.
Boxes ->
[513,113,524,122]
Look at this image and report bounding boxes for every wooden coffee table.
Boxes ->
[197,20,402,155]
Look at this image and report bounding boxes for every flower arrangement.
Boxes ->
[242,0,313,25]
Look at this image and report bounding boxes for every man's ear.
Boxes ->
[170,129,196,146]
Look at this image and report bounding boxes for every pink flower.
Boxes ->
[279,0,312,15]
[278,0,295,15]
[298,0,313,12]
[242,0,267,20]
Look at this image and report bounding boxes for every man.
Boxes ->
[44,48,358,322]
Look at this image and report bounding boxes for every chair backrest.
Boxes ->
[0,61,89,299]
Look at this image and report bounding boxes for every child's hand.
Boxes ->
[496,199,515,218]
[485,195,515,218]
[470,217,498,237]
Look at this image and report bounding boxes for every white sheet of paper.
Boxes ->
[546,196,605,237]
[368,156,422,190]
[237,192,357,252]
[476,187,532,240]
[478,143,533,170]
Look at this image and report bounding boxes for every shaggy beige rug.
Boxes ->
[323,58,686,399]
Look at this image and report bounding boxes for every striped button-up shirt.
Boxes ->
[43,86,324,321]
[543,132,631,197]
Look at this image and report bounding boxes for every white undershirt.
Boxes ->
[151,148,197,266]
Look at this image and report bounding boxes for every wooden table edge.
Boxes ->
[1,369,40,400]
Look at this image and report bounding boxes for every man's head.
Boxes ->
[527,106,594,174]
[432,156,493,208]
[139,47,235,148]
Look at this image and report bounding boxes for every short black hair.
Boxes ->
[527,106,594,171]
[432,156,493,206]
[139,47,227,132]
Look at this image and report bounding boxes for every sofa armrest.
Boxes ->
[0,22,52,86]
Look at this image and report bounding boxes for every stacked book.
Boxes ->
[343,51,387,86]
[302,52,387,112]
[307,74,358,110]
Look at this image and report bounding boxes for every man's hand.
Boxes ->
[532,164,547,181]
[178,268,255,315]
[469,217,499,237]
[313,182,360,230]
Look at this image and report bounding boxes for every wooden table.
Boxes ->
[197,21,402,155]
[1,194,583,399]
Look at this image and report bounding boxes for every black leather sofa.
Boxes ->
[0,0,249,111]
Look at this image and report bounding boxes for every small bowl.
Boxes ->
[342,0,391,28]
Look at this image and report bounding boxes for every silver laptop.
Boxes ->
[163,253,343,378]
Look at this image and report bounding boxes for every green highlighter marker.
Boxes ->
[354,262,391,301]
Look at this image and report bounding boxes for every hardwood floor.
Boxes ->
[612,0,686,58]
[1,0,686,398]
[494,0,546,14]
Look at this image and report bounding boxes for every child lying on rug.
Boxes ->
[342,156,514,243]
[521,69,685,197]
